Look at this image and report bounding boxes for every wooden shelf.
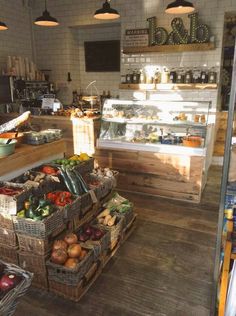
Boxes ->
[122,42,215,55]
[119,83,218,91]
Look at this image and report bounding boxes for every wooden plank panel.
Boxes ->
[123,42,215,54]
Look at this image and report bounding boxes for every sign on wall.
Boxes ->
[125,13,212,47]
[124,29,149,47]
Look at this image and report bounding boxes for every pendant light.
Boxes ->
[0,20,8,31]
[34,0,59,27]
[94,0,120,20]
[165,0,195,14]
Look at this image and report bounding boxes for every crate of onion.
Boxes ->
[46,233,95,286]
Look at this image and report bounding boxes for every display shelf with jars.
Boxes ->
[120,67,218,89]
[95,99,215,203]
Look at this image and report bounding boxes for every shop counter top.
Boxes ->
[0,139,66,181]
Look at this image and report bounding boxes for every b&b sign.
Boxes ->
[148,13,211,46]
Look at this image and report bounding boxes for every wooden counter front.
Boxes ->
[0,114,101,157]
[0,139,66,181]
[95,148,205,203]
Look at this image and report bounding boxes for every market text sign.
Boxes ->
[148,13,210,46]
[124,28,149,47]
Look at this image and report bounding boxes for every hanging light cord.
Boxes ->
[45,0,47,10]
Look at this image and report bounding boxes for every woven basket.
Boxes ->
[0,182,33,215]
[73,158,94,176]
[89,177,114,201]
[79,226,110,260]
[46,245,94,286]
[58,195,81,222]
[0,245,19,265]
[80,191,94,216]
[18,251,48,274]
[0,213,14,230]
[0,260,33,316]
[13,207,66,239]
[115,207,134,229]
[17,233,53,256]
[95,216,124,247]
[48,261,99,302]
[0,227,17,247]
[32,272,48,291]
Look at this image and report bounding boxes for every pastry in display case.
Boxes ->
[98,99,213,152]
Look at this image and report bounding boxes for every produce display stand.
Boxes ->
[49,214,137,302]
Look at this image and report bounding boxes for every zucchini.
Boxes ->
[65,167,83,195]
[57,166,74,194]
[72,168,89,193]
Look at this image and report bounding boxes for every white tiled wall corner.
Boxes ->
[30,0,236,107]
[0,0,33,72]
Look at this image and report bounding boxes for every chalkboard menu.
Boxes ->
[84,40,120,72]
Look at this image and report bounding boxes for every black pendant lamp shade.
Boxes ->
[165,0,195,14]
[0,20,8,31]
[34,0,59,26]
[94,0,120,20]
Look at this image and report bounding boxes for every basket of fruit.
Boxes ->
[47,233,94,286]
[0,260,33,316]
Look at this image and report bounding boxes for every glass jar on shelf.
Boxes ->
[192,67,201,83]
[154,68,161,84]
[176,68,185,83]
[139,69,146,84]
[208,67,217,84]
[126,69,132,84]
[185,69,192,84]
[161,68,170,84]
[200,69,208,84]
[169,68,177,83]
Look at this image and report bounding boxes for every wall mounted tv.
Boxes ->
[84,40,120,72]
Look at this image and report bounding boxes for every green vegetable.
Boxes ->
[41,205,51,218]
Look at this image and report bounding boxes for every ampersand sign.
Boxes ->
[189,13,210,43]
[168,18,189,45]
[147,17,157,46]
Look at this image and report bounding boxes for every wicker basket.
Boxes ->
[115,207,134,229]
[73,158,94,176]
[0,182,33,215]
[46,245,94,286]
[13,207,66,239]
[78,226,110,260]
[17,233,53,256]
[0,227,17,247]
[0,260,33,316]
[59,195,81,222]
[89,177,114,201]
[0,245,19,265]
[18,251,48,274]
[48,261,99,302]
[95,216,124,247]
[0,213,14,230]
[32,272,48,291]
[80,191,95,215]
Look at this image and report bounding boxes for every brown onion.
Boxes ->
[51,249,68,265]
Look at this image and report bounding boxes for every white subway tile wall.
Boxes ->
[0,0,33,72]
[0,0,236,106]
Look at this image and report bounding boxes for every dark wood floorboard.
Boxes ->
[14,165,222,316]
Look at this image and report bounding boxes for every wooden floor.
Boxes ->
[15,165,222,316]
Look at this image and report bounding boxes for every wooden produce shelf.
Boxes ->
[119,83,218,91]
[0,139,66,180]
[122,42,215,54]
